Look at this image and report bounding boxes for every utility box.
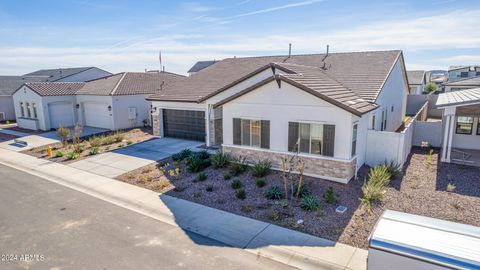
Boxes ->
[368,210,480,270]
[128,107,137,120]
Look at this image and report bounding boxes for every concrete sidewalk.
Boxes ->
[0,148,367,270]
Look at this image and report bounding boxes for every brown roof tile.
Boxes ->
[24,82,85,96]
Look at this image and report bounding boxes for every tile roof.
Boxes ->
[76,72,186,96]
[436,88,480,107]
[24,82,85,96]
[0,75,49,96]
[407,70,425,85]
[149,50,402,105]
[444,76,480,87]
[187,60,218,73]
[24,67,99,82]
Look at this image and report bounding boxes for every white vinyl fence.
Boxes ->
[412,121,443,147]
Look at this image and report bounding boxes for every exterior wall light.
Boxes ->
[76,104,80,109]
[108,105,112,111]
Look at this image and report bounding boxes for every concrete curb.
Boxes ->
[0,149,367,270]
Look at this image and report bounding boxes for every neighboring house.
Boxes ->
[406,70,427,94]
[0,75,50,121]
[13,71,185,131]
[436,88,480,165]
[24,67,112,82]
[447,66,480,81]
[444,76,480,92]
[148,50,409,183]
[187,60,218,76]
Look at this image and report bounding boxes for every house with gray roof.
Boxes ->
[187,60,218,76]
[24,67,111,82]
[13,71,184,131]
[148,50,409,183]
[406,70,427,94]
[444,76,480,92]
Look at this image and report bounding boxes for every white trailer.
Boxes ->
[368,210,480,270]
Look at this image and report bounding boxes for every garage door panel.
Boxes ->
[84,103,111,129]
[49,103,74,129]
[163,109,205,141]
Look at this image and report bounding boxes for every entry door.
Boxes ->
[49,102,74,129]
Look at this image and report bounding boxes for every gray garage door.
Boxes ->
[163,109,206,141]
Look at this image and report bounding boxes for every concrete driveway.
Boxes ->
[0,127,107,152]
[68,137,203,178]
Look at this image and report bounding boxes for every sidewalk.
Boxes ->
[0,148,367,270]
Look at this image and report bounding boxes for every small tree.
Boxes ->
[72,123,83,153]
[280,153,306,201]
[424,82,438,93]
[57,127,70,146]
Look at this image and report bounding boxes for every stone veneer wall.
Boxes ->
[152,113,160,136]
[223,145,356,184]
[208,118,224,146]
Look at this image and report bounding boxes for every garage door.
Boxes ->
[49,102,74,129]
[163,109,205,141]
[84,102,111,129]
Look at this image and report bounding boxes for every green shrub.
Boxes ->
[112,131,125,143]
[197,172,207,182]
[195,150,210,160]
[67,152,80,160]
[117,144,124,148]
[266,210,282,221]
[381,160,401,179]
[223,174,231,180]
[447,182,456,192]
[186,155,210,173]
[231,179,242,189]
[251,159,271,177]
[236,189,246,200]
[89,136,102,148]
[265,186,283,200]
[210,152,231,168]
[424,82,438,93]
[360,165,391,209]
[255,178,266,188]
[206,185,214,192]
[180,149,193,159]
[171,153,183,162]
[301,195,321,211]
[57,127,71,145]
[230,157,248,176]
[126,140,133,145]
[293,184,311,198]
[89,147,100,155]
[55,150,64,157]
[323,187,338,204]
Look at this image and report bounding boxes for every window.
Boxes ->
[477,118,480,135]
[391,106,394,112]
[352,123,358,157]
[233,118,270,149]
[371,114,376,130]
[456,116,473,135]
[460,72,468,78]
[381,110,386,131]
[20,102,25,117]
[26,102,31,118]
[288,122,335,157]
[32,103,38,118]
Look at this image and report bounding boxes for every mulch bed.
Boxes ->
[23,128,154,164]
[116,147,480,249]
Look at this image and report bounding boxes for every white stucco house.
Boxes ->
[24,67,112,83]
[406,70,427,94]
[148,50,409,183]
[13,71,185,131]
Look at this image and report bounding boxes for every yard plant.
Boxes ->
[229,156,248,176]
[210,152,231,168]
[360,165,392,210]
[265,185,283,200]
[235,189,246,200]
[55,150,64,157]
[255,178,266,188]
[301,195,321,211]
[186,155,211,173]
[67,151,80,160]
[323,187,338,204]
[197,172,207,182]
[251,159,271,177]
[381,160,402,179]
[89,147,100,155]
[56,127,70,146]
[231,179,243,189]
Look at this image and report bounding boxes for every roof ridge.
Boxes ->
[110,72,127,96]
[445,75,480,84]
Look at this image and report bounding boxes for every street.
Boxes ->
[0,164,293,270]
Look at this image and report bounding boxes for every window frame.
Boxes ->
[455,116,473,135]
[240,118,262,148]
[289,121,334,157]
[32,103,38,118]
[477,118,480,136]
[19,102,25,117]
[26,102,31,118]
[351,123,358,157]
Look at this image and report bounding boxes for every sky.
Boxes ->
[0,0,479,75]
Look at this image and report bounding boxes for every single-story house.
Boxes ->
[447,65,480,82]
[406,70,427,94]
[436,87,480,166]
[148,50,409,183]
[0,75,50,121]
[444,76,480,92]
[24,67,112,82]
[13,71,185,131]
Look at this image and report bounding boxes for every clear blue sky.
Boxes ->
[0,0,479,75]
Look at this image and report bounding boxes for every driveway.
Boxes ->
[68,137,203,178]
[0,127,107,152]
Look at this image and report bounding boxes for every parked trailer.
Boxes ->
[368,210,480,270]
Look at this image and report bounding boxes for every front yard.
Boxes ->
[24,128,154,164]
[116,147,480,249]
[0,133,18,142]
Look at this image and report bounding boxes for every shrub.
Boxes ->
[223,174,231,180]
[89,147,100,155]
[279,199,289,208]
[251,160,271,177]
[197,172,207,182]
[151,179,170,191]
[126,140,133,145]
[381,160,401,179]
[255,178,266,188]
[236,189,246,200]
[210,152,231,168]
[89,136,102,148]
[171,153,183,162]
[266,210,282,221]
[360,165,391,209]
[112,131,125,143]
[186,155,210,173]
[57,127,70,145]
[230,157,248,176]
[142,167,153,174]
[231,179,242,189]
[323,187,338,204]
[447,182,456,192]
[55,150,64,157]
[293,184,311,198]
[241,204,254,213]
[67,152,79,160]
[195,150,210,160]
[424,82,438,93]
[301,195,321,211]
[206,185,214,192]
[117,144,124,148]
[180,149,193,159]
[265,186,283,200]
[137,175,152,183]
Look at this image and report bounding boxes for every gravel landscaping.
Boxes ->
[116,147,480,249]
[24,128,154,164]
[0,133,18,142]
